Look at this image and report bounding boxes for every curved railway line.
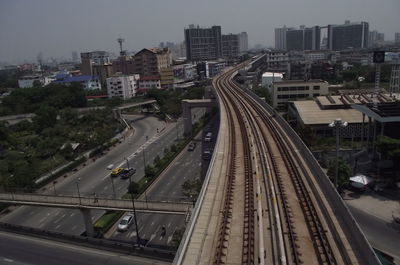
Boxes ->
[211,62,350,265]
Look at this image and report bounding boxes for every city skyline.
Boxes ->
[0,0,399,63]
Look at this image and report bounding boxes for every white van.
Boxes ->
[204,132,212,142]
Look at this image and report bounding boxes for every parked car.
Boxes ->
[106,164,114,170]
[117,214,134,232]
[187,142,197,151]
[110,167,124,177]
[120,167,136,179]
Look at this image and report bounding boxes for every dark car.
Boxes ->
[187,142,197,151]
[202,148,212,160]
[120,167,136,179]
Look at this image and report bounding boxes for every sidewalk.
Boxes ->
[343,189,400,223]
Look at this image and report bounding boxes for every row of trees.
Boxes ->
[0,83,122,189]
[0,83,87,116]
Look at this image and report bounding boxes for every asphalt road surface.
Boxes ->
[0,231,169,265]
[348,205,400,260]
[0,112,199,235]
[106,115,220,249]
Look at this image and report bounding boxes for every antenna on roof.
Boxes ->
[117,38,126,56]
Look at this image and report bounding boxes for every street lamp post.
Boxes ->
[128,174,140,246]
[329,118,348,188]
[76,177,82,205]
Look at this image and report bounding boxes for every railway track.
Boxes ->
[211,62,347,265]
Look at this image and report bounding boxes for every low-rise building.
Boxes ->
[106,74,139,100]
[138,76,161,92]
[18,75,54,88]
[55,75,101,90]
[197,61,226,79]
[269,79,329,109]
[261,72,283,87]
[173,63,197,81]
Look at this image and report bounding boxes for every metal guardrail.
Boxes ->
[0,192,191,214]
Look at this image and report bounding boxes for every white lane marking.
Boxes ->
[71,225,77,231]
[60,214,66,219]
[70,213,75,217]
[39,217,47,223]
[0,231,142,259]
[29,211,35,215]
[148,233,156,243]
[55,224,61,230]
[3,258,14,262]
[150,221,155,226]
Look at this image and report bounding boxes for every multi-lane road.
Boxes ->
[0,111,202,236]
[0,231,169,265]
[105,116,219,248]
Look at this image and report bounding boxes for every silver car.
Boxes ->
[117,214,134,232]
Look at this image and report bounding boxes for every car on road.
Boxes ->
[120,167,136,179]
[106,164,114,170]
[110,167,124,177]
[204,132,212,142]
[117,214,134,232]
[202,148,213,160]
[187,142,197,151]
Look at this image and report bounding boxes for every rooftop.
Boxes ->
[291,100,364,125]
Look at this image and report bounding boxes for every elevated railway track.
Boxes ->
[174,58,381,265]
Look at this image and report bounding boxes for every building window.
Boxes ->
[313,85,320,90]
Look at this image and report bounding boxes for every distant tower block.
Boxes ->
[117,38,125,56]
[390,62,400,96]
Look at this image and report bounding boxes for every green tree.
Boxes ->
[253,85,272,105]
[33,105,58,132]
[327,157,352,187]
[145,165,156,179]
[376,136,400,171]
[181,178,202,198]
[169,228,185,249]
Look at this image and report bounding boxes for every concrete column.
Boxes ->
[380,122,385,136]
[182,101,192,136]
[80,208,94,237]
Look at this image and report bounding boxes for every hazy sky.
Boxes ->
[0,0,399,63]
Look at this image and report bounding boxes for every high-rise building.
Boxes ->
[368,30,385,47]
[222,34,240,58]
[395,33,400,43]
[327,21,369,50]
[72,51,79,63]
[286,26,320,51]
[238,32,248,52]
[184,25,222,61]
[275,26,288,50]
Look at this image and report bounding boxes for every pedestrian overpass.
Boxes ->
[0,192,191,237]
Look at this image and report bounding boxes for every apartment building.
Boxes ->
[133,48,173,89]
[327,21,369,50]
[106,74,139,100]
[185,25,222,61]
